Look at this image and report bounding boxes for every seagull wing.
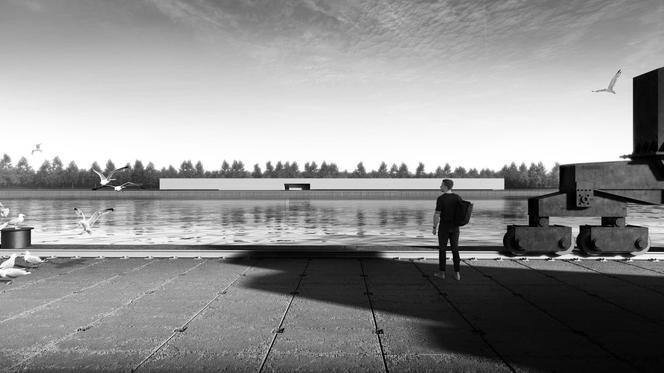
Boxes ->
[92,169,107,181]
[607,69,621,90]
[73,208,86,220]
[108,166,129,178]
[88,208,114,227]
[0,222,7,230]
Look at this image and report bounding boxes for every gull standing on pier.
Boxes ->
[23,251,44,266]
[74,207,114,234]
[0,202,9,217]
[93,166,129,187]
[592,69,621,94]
[31,143,42,155]
[6,214,25,228]
[0,268,31,283]
[0,254,18,269]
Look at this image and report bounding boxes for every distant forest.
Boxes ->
[0,154,559,189]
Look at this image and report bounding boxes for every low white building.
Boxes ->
[159,178,504,190]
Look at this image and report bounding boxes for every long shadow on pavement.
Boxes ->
[226,253,664,373]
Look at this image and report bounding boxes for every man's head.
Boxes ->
[440,179,454,192]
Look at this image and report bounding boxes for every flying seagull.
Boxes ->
[31,143,42,155]
[0,254,18,269]
[93,166,129,186]
[23,251,44,266]
[93,182,142,192]
[0,202,9,218]
[74,207,114,234]
[592,69,621,94]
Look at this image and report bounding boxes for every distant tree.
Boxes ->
[319,161,330,178]
[397,163,410,178]
[104,159,116,174]
[251,163,262,178]
[274,161,284,177]
[527,162,547,188]
[288,161,299,177]
[452,166,467,178]
[415,162,425,178]
[231,160,246,177]
[352,162,367,178]
[434,166,444,178]
[0,153,11,169]
[264,161,274,178]
[34,160,51,187]
[50,156,64,187]
[328,163,340,177]
[374,162,389,178]
[16,157,33,186]
[479,168,494,178]
[547,162,560,188]
[220,160,230,177]
[179,160,196,178]
[467,168,479,177]
[195,161,205,177]
[442,163,452,177]
[145,162,158,188]
[305,161,319,177]
[517,163,529,188]
[65,161,78,188]
[389,163,399,178]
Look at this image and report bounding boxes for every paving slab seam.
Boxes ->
[0,259,155,326]
[258,259,311,373]
[410,261,516,373]
[617,260,664,276]
[511,260,663,326]
[2,259,169,373]
[563,260,664,297]
[131,261,253,373]
[0,259,107,295]
[463,260,643,373]
[359,259,390,373]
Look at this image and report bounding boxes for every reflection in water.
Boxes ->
[4,199,664,246]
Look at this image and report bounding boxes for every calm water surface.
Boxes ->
[3,199,664,246]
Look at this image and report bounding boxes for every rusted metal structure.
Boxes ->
[504,67,664,256]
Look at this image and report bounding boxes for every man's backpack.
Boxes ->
[454,199,473,226]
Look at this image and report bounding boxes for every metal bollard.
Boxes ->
[0,227,34,249]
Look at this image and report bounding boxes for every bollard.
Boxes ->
[0,227,34,249]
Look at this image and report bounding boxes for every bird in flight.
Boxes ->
[592,69,621,94]
[93,165,129,187]
[0,202,9,218]
[93,182,142,192]
[74,207,114,234]
[31,143,42,155]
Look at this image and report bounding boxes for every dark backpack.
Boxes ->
[454,199,473,226]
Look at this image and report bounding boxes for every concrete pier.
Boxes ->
[1,251,663,372]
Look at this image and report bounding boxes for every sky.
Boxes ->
[1,0,663,173]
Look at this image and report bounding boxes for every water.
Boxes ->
[3,199,664,246]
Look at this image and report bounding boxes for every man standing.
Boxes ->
[432,179,461,280]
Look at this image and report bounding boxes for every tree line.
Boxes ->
[0,154,560,189]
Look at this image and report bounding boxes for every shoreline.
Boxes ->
[0,188,555,200]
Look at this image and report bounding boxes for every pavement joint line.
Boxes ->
[359,259,390,373]
[130,260,248,373]
[4,259,197,372]
[564,259,664,297]
[617,260,664,275]
[511,260,663,326]
[258,259,311,373]
[463,260,642,372]
[411,261,516,373]
[0,259,155,326]
[0,259,107,295]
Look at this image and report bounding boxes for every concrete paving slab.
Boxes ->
[137,259,307,372]
[1,256,663,372]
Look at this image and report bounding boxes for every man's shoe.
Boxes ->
[455,272,461,281]
[433,272,445,280]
